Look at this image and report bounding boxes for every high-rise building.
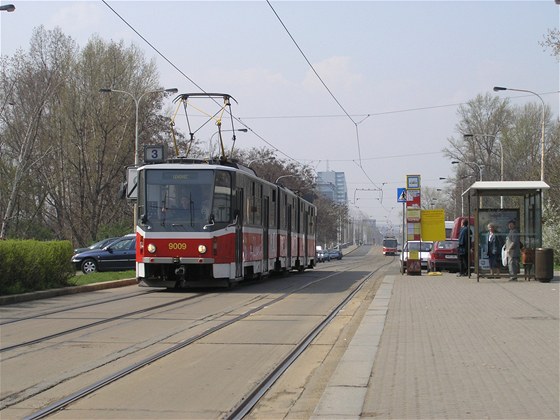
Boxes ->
[317,171,348,204]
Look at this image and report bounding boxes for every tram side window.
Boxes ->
[248,181,262,226]
[271,189,277,228]
[213,171,232,223]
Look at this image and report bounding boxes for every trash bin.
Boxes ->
[534,248,554,283]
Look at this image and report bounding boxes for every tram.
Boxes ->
[382,236,398,256]
[132,93,316,288]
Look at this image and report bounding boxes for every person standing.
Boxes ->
[486,223,502,278]
[505,219,521,281]
[457,219,469,276]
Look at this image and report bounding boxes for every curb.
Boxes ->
[0,278,137,306]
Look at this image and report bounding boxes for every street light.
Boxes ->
[247,157,275,167]
[464,133,504,207]
[99,87,178,166]
[209,128,248,159]
[0,4,15,12]
[493,86,546,181]
[99,86,178,226]
[452,160,483,208]
[275,174,297,184]
[451,160,483,181]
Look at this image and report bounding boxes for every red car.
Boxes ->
[427,240,459,273]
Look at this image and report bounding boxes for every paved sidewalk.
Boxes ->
[313,271,560,419]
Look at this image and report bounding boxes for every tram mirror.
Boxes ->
[126,167,138,200]
[118,182,127,199]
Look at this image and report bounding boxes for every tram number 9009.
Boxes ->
[168,242,187,250]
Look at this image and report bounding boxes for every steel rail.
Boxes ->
[0,290,155,326]
[226,258,394,419]
[23,261,376,420]
[1,292,207,353]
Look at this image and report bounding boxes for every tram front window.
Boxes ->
[140,169,221,231]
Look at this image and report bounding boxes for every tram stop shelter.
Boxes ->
[462,181,550,282]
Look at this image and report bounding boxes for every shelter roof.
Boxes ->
[463,181,550,197]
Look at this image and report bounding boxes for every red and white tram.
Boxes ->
[135,158,316,288]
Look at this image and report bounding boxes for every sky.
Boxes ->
[1,0,558,227]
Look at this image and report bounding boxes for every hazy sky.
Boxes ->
[1,1,558,225]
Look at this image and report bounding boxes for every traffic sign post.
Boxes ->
[405,175,422,275]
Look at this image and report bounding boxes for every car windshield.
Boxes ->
[109,237,134,251]
[437,241,458,250]
[405,242,432,252]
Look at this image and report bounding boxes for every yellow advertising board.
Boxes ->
[420,209,446,242]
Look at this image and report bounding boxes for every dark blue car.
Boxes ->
[72,234,136,274]
[73,237,120,255]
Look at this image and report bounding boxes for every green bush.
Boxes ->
[0,240,75,295]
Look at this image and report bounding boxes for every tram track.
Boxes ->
[20,255,393,419]
[0,292,208,353]
[1,260,360,354]
[0,289,156,326]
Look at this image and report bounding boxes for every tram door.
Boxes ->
[287,204,292,267]
[303,209,309,267]
[263,196,269,272]
[235,188,243,279]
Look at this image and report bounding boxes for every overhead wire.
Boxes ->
[100,0,300,164]
[266,0,383,192]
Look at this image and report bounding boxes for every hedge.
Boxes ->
[0,240,75,295]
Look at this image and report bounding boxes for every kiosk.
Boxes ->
[462,181,549,282]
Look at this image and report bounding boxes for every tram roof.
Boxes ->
[140,159,256,174]
[462,181,550,197]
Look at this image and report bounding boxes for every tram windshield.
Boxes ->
[138,168,232,232]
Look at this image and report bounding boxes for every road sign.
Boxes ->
[407,174,421,189]
[397,188,407,203]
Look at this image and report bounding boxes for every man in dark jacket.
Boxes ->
[457,219,470,276]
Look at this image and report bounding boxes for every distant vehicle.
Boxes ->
[400,241,433,273]
[445,221,454,239]
[382,237,398,255]
[317,249,328,262]
[73,237,120,255]
[328,249,342,260]
[427,240,459,272]
[450,216,474,240]
[72,234,136,274]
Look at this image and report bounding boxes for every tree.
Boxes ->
[540,28,560,59]
[0,26,76,239]
[445,92,559,260]
[0,28,172,245]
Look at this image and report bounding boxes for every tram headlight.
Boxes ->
[198,244,207,254]
[147,243,157,254]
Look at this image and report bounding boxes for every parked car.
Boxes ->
[73,237,120,255]
[72,234,136,274]
[428,240,459,272]
[317,249,328,262]
[328,249,343,260]
[400,241,433,273]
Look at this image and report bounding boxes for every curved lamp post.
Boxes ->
[99,87,178,226]
[464,133,504,208]
[275,174,298,184]
[0,4,15,12]
[209,128,248,159]
[451,160,483,181]
[99,87,178,166]
[247,156,275,167]
[493,86,545,181]
[452,160,483,208]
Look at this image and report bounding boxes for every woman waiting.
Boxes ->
[487,223,502,278]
